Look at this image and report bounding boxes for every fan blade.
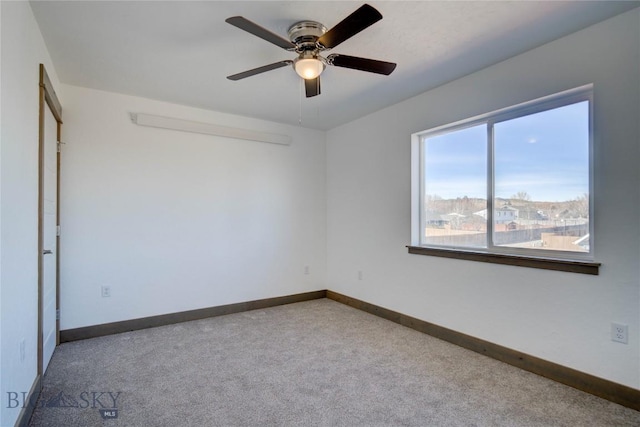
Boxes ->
[327,54,396,75]
[317,4,382,49]
[226,16,295,50]
[227,60,293,81]
[305,77,321,98]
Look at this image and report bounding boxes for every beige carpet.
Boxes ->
[29,299,640,426]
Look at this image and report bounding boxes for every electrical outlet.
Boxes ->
[19,339,26,363]
[611,323,628,344]
[304,265,310,275]
[101,285,111,298]
[358,270,363,281]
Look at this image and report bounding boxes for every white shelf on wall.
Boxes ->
[130,113,291,146]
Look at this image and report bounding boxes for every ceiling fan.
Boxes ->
[225,4,397,98]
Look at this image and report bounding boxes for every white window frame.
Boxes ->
[411,84,594,263]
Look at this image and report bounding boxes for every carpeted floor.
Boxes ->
[29,299,639,426]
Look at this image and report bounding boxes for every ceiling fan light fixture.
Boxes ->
[294,57,324,80]
[226,4,396,96]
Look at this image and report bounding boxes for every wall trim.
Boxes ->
[13,375,41,427]
[326,290,640,412]
[60,290,326,342]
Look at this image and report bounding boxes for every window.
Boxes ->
[410,85,598,273]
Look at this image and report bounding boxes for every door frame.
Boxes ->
[38,63,62,377]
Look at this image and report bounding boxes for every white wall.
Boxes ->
[59,85,326,330]
[0,2,61,426]
[326,9,640,388]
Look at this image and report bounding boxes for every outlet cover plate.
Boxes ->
[101,286,111,298]
[611,323,628,344]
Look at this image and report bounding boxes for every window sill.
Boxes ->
[407,246,600,275]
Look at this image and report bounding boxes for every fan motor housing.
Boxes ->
[288,21,327,50]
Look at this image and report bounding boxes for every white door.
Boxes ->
[42,105,58,373]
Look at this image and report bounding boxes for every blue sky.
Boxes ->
[423,101,589,202]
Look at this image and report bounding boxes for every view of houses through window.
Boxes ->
[419,90,591,256]
[423,193,589,252]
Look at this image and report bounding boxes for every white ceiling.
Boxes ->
[30,1,638,130]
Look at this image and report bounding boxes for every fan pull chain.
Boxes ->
[298,79,303,125]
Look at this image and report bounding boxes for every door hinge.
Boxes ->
[56,309,60,321]
[56,225,61,237]
[57,142,61,153]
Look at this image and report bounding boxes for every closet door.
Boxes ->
[39,64,62,375]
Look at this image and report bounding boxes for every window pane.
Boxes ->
[493,101,589,253]
[422,124,487,248]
